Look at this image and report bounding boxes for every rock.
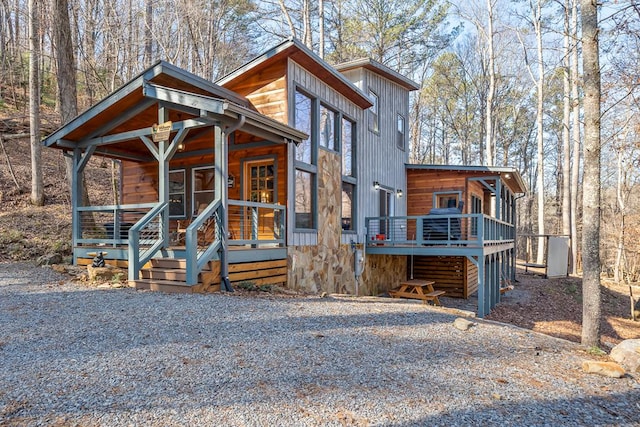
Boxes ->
[610,339,640,373]
[87,265,126,283]
[37,253,63,266]
[453,317,476,331]
[51,264,67,274]
[582,361,626,378]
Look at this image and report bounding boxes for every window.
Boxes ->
[369,89,379,133]
[295,170,314,229]
[434,192,461,209]
[319,104,337,151]
[246,160,275,203]
[192,166,215,215]
[169,170,186,217]
[342,182,354,231]
[471,194,482,236]
[397,114,405,150]
[342,117,354,177]
[294,90,312,163]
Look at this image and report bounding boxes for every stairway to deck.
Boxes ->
[130,258,221,294]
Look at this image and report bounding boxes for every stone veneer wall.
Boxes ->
[287,149,408,295]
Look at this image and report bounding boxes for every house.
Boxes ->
[43,38,524,317]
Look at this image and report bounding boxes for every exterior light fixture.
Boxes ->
[397,189,403,197]
[373,181,380,189]
[504,173,511,179]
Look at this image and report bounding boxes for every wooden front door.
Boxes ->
[244,159,276,240]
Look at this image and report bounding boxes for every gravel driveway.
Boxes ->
[1,262,639,426]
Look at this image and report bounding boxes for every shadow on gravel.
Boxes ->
[388,390,640,426]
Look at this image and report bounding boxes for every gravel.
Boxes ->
[1,262,639,426]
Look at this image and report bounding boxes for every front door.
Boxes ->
[243,159,277,240]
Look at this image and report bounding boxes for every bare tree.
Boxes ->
[580,0,601,348]
[28,0,43,206]
[484,0,496,166]
[561,0,571,239]
[570,0,580,274]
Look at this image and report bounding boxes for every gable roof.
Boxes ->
[334,58,420,91]
[43,61,307,152]
[216,38,373,109]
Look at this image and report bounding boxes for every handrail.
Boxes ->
[127,202,168,281]
[185,199,222,285]
[365,214,515,248]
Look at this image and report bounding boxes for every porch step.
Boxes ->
[130,279,221,294]
[149,258,213,271]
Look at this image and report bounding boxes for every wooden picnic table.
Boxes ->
[388,279,446,306]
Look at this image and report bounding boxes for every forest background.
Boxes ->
[0,1,639,302]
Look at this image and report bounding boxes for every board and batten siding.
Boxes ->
[286,59,364,246]
[340,68,410,238]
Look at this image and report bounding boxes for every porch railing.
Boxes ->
[128,202,168,281]
[77,203,157,247]
[365,214,514,247]
[185,199,222,285]
[227,200,286,247]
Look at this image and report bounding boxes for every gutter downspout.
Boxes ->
[220,114,246,292]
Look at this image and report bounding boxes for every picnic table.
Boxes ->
[388,279,446,306]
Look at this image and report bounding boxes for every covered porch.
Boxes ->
[43,61,306,291]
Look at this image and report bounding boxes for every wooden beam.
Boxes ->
[82,98,157,142]
[142,82,225,114]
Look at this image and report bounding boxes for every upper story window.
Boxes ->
[434,191,462,209]
[397,114,405,150]
[368,89,379,133]
[320,104,338,151]
[169,170,186,218]
[294,90,312,164]
[342,117,354,177]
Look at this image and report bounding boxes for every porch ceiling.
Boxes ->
[43,61,307,162]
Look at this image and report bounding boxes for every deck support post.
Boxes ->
[71,146,96,265]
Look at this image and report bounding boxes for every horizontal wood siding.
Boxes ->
[406,169,467,216]
[411,256,477,299]
[121,161,159,204]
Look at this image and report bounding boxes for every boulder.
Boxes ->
[37,253,63,266]
[87,264,125,283]
[610,339,640,373]
[453,317,476,331]
[582,361,626,378]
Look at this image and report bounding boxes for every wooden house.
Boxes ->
[43,38,524,317]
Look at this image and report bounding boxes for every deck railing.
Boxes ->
[365,214,514,247]
[77,203,157,247]
[128,202,168,281]
[184,199,222,285]
[227,200,286,247]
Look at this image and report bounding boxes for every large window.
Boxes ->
[294,88,317,230]
[369,89,379,133]
[169,170,186,217]
[434,191,462,209]
[192,166,214,215]
[295,90,312,163]
[342,117,354,177]
[342,182,354,231]
[295,170,314,229]
[320,104,337,151]
[397,114,405,150]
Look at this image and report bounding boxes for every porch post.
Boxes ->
[214,125,230,290]
[158,107,169,246]
[71,148,81,264]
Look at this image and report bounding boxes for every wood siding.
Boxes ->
[411,256,478,298]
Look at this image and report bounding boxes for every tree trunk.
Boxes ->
[534,0,545,265]
[28,0,43,206]
[580,0,602,348]
[562,0,571,239]
[319,0,324,59]
[570,0,580,275]
[614,149,625,283]
[484,0,495,166]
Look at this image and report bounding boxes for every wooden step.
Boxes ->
[130,279,217,294]
[150,258,212,271]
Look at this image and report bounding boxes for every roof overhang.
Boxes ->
[406,164,527,194]
[216,38,373,109]
[334,58,420,91]
[43,62,307,154]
